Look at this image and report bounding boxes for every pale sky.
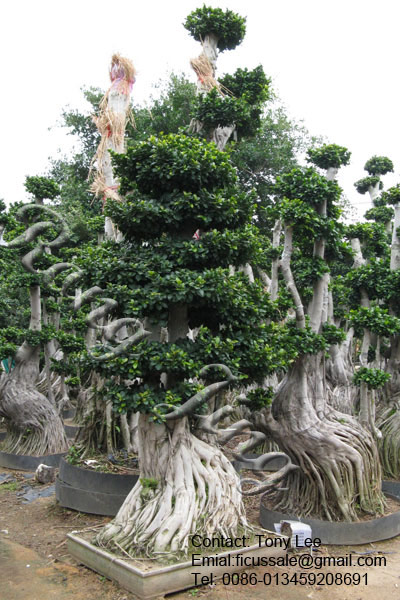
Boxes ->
[3,0,400,220]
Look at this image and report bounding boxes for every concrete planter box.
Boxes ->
[67,531,287,600]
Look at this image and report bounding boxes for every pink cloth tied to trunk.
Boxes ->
[110,64,135,94]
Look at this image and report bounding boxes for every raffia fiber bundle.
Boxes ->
[190,53,221,92]
[90,54,136,204]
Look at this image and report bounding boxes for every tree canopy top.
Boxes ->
[307,144,351,170]
[364,155,394,176]
[183,5,246,51]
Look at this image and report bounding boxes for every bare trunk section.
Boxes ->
[95,415,247,555]
[270,219,281,301]
[189,32,235,151]
[377,203,400,473]
[253,355,384,521]
[377,396,400,478]
[91,55,135,241]
[387,203,400,392]
[279,225,305,329]
[327,327,356,414]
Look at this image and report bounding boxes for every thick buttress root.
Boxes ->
[96,416,248,556]
[253,357,385,522]
[0,375,69,455]
[378,400,400,479]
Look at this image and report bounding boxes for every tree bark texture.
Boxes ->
[95,414,248,555]
[0,345,68,455]
[252,354,384,521]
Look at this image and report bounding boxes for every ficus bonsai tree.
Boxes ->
[0,203,69,455]
[72,131,292,555]
[246,145,385,521]
[354,155,394,203]
[185,5,270,151]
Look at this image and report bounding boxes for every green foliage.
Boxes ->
[277,319,328,356]
[194,88,248,129]
[381,185,400,206]
[322,322,346,345]
[106,188,253,237]
[130,73,197,140]
[193,67,271,139]
[55,330,85,353]
[24,176,60,201]
[140,478,158,490]
[228,105,315,231]
[183,5,246,51]
[65,445,82,465]
[307,144,351,170]
[353,367,391,389]
[275,167,342,208]
[345,259,391,307]
[364,155,394,176]
[345,222,388,259]
[219,66,270,106]
[348,306,400,337]
[364,205,394,224]
[244,387,273,410]
[60,87,102,160]
[215,66,271,137]
[354,176,382,195]
[112,133,236,196]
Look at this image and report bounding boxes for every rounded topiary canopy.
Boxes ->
[364,155,394,176]
[111,133,236,196]
[307,144,351,170]
[382,184,400,206]
[25,176,60,201]
[183,5,246,52]
[354,176,383,195]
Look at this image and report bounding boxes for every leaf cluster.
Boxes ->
[353,367,391,389]
[307,144,351,170]
[348,306,400,337]
[354,176,382,195]
[275,167,341,208]
[112,133,236,197]
[25,176,60,201]
[183,5,246,51]
[364,155,394,176]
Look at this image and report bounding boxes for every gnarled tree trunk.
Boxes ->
[95,413,247,555]
[0,343,68,455]
[253,354,384,521]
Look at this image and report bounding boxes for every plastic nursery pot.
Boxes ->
[259,481,400,545]
[56,457,138,516]
[0,448,66,471]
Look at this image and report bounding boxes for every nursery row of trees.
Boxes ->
[1,5,400,557]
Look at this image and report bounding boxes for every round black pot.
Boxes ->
[259,481,400,545]
[0,449,66,471]
[56,457,138,516]
[232,454,400,544]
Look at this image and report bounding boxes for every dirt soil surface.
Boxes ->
[0,466,399,600]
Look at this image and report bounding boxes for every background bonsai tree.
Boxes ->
[247,145,385,521]
[0,202,69,455]
[185,5,269,151]
[354,155,394,204]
